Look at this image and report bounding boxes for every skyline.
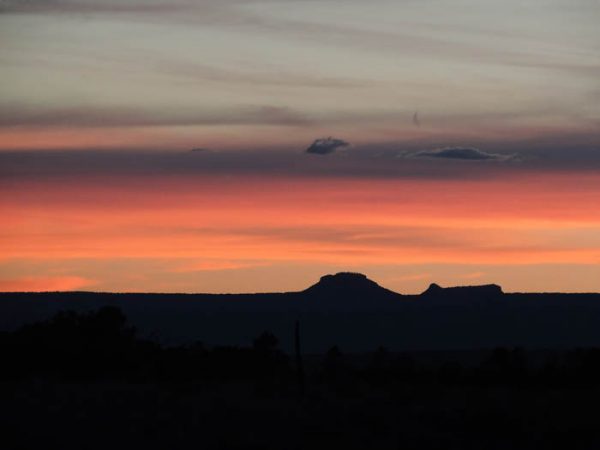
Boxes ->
[1,0,599,293]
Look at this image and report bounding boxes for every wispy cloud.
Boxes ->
[398,273,432,282]
[412,147,517,161]
[460,271,486,280]
[160,60,366,89]
[170,260,269,273]
[0,275,95,292]
[0,0,185,15]
[0,104,312,128]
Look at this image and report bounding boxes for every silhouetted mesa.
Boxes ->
[421,282,504,302]
[302,272,402,308]
[304,272,391,295]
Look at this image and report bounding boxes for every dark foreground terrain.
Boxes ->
[3,273,600,352]
[2,305,600,450]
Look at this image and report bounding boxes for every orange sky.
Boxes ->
[1,0,599,293]
[2,170,599,293]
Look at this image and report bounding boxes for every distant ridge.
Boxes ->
[422,282,503,295]
[3,272,600,351]
[304,272,397,295]
[302,272,402,307]
[421,282,504,301]
[0,272,506,298]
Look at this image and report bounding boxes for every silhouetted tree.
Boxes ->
[253,331,279,353]
[321,346,345,385]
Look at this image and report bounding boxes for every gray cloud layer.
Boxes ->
[2,0,598,83]
[0,149,508,181]
[3,144,600,184]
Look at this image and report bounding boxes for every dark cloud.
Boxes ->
[414,147,514,161]
[306,137,350,155]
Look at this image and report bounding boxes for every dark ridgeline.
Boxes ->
[2,273,600,449]
[2,272,600,352]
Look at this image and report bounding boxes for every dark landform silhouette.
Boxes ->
[3,272,600,449]
[2,272,600,351]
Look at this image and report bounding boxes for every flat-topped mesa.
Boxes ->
[421,283,504,300]
[305,272,382,293]
[302,272,401,306]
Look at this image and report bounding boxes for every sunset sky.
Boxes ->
[1,0,599,293]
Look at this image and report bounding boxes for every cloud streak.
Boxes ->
[0,104,313,128]
[160,61,367,89]
[170,260,269,273]
[413,147,516,161]
[0,276,95,292]
[0,0,185,15]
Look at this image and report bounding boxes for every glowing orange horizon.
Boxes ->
[1,170,599,293]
